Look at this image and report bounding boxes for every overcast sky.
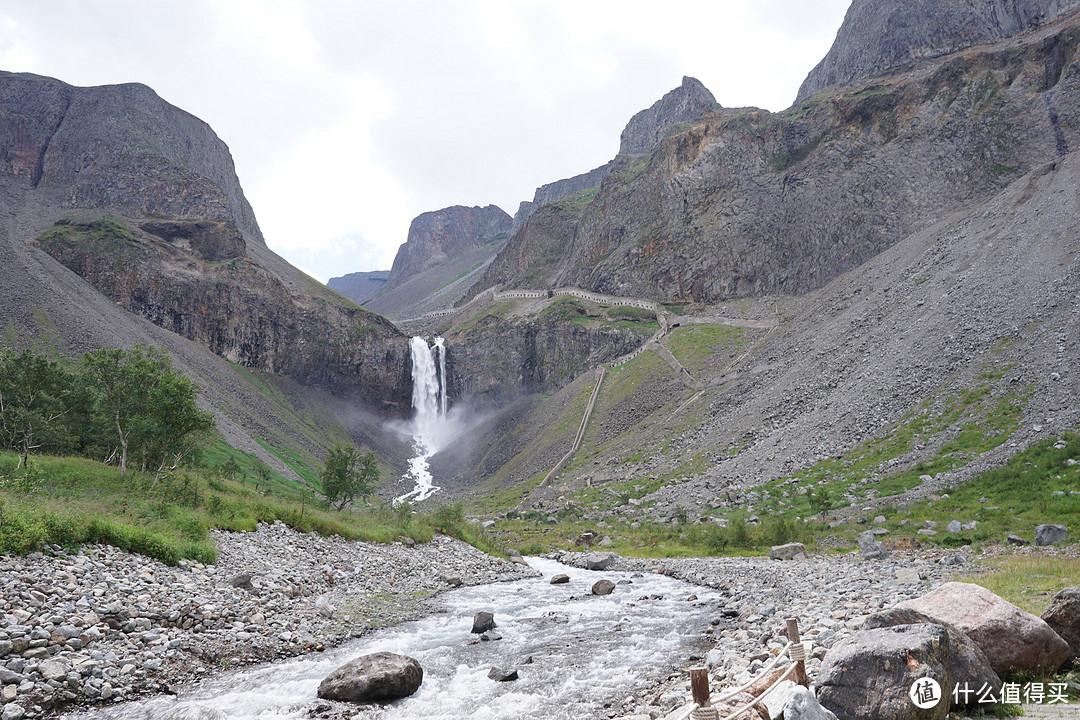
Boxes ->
[0,0,851,282]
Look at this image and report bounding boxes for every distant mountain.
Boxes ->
[327,270,389,305]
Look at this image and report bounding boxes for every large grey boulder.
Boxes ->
[863,607,1000,705]
[769,542,808,560]
[1041,586,1080,658]
[857,530,888,560]
[817,623,952,720]
[897,582,1070,675]
[592,579,615,596]
[317,652,422,702]
[585,552,617,570]
[1035,524,1069,546]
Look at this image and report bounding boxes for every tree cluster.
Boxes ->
[0,345,215,481]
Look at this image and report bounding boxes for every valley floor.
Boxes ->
[0,528,1075,719]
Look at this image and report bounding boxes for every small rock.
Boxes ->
[592,580,616,596]
[769,542,808,561]
[1006,533,1029,546]
[856,530,888,560]
[550,574,570,584]
[585,552,617,571]
[946,520,963,533]
[487,666,518,682]
[471,612,496,634]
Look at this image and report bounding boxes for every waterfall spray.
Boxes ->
[395,337,449,505]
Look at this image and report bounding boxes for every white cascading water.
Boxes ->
[395,336,448,505]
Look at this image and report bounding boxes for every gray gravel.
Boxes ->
[0,522,536,718]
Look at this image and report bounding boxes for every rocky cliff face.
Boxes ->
[798,0,1080,101]
[619,76,718,155]
[34,216,412,412]
[474,9,1080,303]
[0,71,412,417]
[0,71,263,241]
[327,270,389,305]
[444,317,650,409]
[383,205,511,292]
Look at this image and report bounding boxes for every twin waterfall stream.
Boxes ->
[395,336,449,506]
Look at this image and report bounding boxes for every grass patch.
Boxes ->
[666,325,746,376]
[551,186,599,213]
[959,555,1080,615]
[0,451,497,566]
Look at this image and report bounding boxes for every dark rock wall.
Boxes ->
[445,321,649,409]
[798,0,1080,101]
[35,217,412,413]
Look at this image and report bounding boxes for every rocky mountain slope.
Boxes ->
[0,71,414,482]
[361,205,511,319]
[798,0,1080,101]
[415,4,1080,515]
[470,7,1080,307]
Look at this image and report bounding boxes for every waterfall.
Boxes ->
[394,336,448,505]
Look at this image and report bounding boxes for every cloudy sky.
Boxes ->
[0,0,851,282]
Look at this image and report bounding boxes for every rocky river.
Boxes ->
[0,522,1001,719]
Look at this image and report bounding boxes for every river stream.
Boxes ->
[63,557,720,720]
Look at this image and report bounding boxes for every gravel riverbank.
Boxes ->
[0,522,537,719]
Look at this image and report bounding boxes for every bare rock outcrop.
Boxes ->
[797,0,1080,101]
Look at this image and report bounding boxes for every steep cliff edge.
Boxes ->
[798,0,1080,101]
[0,71,413,485]
[472,10,1080,304]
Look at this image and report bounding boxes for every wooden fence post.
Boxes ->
[786,617,808,687]
[689,667,719,719]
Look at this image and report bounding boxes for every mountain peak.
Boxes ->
[618,76,719,156]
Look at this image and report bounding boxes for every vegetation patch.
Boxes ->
[551,186,599,213]
[0,452,441,565]
[665,325,746,376]
[959,555,1080,615]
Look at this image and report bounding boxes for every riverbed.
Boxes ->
[60,558,720,720]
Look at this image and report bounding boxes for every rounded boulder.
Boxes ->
[317,652,423,703]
